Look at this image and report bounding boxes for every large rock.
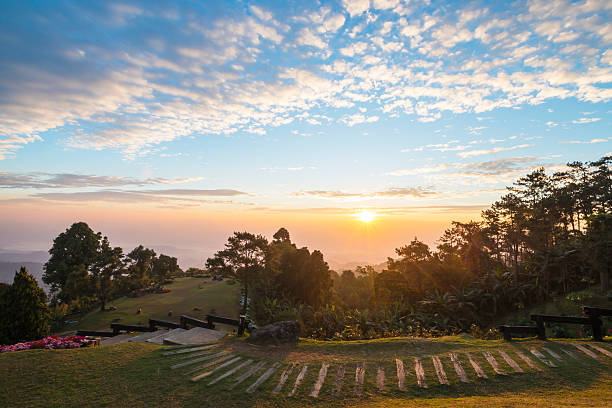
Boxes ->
[247,321,300,346]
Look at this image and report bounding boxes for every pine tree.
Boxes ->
[0,267,50,344]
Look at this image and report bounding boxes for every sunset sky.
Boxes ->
[0,0,610,267]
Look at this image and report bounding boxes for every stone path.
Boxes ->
[156,341,611,399]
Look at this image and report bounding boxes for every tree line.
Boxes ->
[43,222,182,312]
[207,156,610,339]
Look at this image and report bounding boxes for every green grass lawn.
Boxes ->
[62,277,241,333]
[1,335,610,407]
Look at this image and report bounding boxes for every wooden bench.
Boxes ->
[498,325,540,341]
[148,318,181,330]
[179,315,213,329]
[76,330,115,337]
[582,306,611,340]
[110,323,156,336]
[531,314,603,341]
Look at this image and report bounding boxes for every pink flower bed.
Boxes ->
[0,335,90,353]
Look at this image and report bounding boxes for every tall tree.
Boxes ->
[90,237,124,311]
[206,232,268,315]
[126,246,157,290]
[43,222,101,303]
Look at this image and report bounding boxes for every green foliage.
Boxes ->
[0,267,50,344]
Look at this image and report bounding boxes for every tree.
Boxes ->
[43,222,101,303]
[206,232,268,315]
[152,254,181,287]
[90,237,124,311]
[126,245,157,290]
[585,214,612,292]
[0,267,50,344]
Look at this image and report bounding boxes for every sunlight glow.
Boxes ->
[356,210,376,223]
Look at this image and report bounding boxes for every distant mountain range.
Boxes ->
[0,250,48,291]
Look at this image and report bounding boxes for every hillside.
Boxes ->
[0,335,610,407]
[62,277,241,333]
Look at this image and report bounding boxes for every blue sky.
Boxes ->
[0,0,610,265]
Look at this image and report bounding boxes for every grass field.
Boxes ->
[61,277,241,333]
[1,335,610,407]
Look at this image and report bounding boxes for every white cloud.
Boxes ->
[342,0,370,17]
[296,27,326,48]
[572,117,602,123]
[458,144,531,158]
[386,164,450,176]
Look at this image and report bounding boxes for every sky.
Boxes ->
[0,0,610,268]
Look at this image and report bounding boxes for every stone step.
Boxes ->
[309,363,329,397]
[376,366,385,391]
[184,354,235,376]
[191,357,242,382]
[100,334,134,346]
[483,351,507,375]
[163,327,225,345]
[514,350,542,372]
[354,362,365,395]
[432,356,449,385]
[588,343,612,358]
[530,348,557,368]
[163,344,217,356]
[572,343,600,360]
[147,328,186,345]
[395,359,406,391]
[272,363,296,394]
[333,364,345,396]
[414,357,428,388]
[127,329,169,343]
[228,361,266,390]
[246,362,280,393]
[208,359,254,386]
[542,347,564,363]
[171,351,229,370]
[498,350,523,373]
[466,353,487,379]
[289,364,308,396]
[450,353,469,382]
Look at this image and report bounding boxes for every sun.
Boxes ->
[356,210,376,223]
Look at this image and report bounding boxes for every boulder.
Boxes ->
[246,321,300,346]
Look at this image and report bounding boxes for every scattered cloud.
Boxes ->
[293,186,437,199]
[386,164,449,176]
[458,144,531,158]
[0,172,204,189]
[572,117,602,124]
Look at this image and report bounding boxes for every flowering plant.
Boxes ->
[0,335,90,353]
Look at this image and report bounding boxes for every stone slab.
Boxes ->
[432,356,449,385]
[147,328,186,345]
[310,363,329,397]
[246,362,280,393]
[396,359,406,391]
[127,329,168,343]
[414,358,428,388]
[289,364,308,396]
[208,359,254,386]
[333,364,345,396]
[376,366,385,391]
[354,362,365,395]
[530,348,557,367]
[467,353,488,378]
[163,327,225,345]
[228,361,266,390]
[450,353,470,382]
[101,334,134,346]
[499,350,523,373]
[483,351,507,375]
[514,350,542,372]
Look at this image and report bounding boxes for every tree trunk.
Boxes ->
[242,281,248,316]
[100,298,106,311]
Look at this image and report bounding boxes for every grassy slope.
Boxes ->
[62,277,241,332]
[1,335,610,408]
